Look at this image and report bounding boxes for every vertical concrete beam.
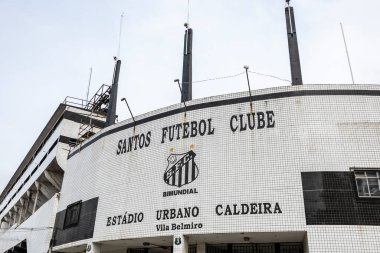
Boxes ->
[12,207,19,225]
[13,213,17,225]
[25,191,32,216]
[44,171,63,191]
[18,199,25,224]
[86,242,101,253]
[20,198,25,209]
[26,191,34,217]
[7,212,13,227]
[33,182,41,213]
[173,234,189,253]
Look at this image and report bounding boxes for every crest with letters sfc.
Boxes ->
[164,150,199,188]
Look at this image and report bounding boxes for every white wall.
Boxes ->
[307,226,380,253]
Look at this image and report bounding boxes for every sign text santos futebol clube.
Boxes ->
[115,111,275,155]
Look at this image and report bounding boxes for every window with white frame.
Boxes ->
[355,170,380,197]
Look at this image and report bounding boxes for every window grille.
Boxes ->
[206,243,303,253]
[64,201,82,229]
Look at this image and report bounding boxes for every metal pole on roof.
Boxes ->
[105,58,121,127]
[181,23,193,102]
[285,0,303,85]
[86,67,92,108]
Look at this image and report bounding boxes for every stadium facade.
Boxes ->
[1,84,380,253]
[1,2,380,253]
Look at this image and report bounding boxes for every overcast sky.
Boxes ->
[0,0,379,192]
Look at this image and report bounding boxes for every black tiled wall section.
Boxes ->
[53,197,98,246]
[301,172,380,225]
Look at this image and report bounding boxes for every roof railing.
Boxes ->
[62,96,89,109]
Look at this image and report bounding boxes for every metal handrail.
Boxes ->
[62,96,89,108]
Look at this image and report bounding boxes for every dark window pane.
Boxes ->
[356,179,369,196]
[366,171,377,177]
[64,201,81,229]
[368,179,380,196]
[355,172,365,177]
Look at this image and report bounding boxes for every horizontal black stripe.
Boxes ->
[68,89,380,159]
[59,136,78,146]
[63,111,105,128]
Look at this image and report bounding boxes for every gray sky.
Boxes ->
[0,0,380,192]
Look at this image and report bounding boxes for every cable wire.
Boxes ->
[248,71,291,83]
[183,71,290,84]
[183,72,245,84]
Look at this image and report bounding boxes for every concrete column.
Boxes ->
[8,212,13,227]
[86,242,101,253]
[12,209,18,225]
[197,243,206,253]
[33,182,41,213]
[26,190,34,216]
[24,192,32,218]
[19,198,28,224]
[17,203,23,225]
[173,234,188,253]
[20,199,26,219]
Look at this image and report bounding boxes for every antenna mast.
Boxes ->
[86,67,92,108]
[340,23,355,84]
[117,12,125,59]
[187,0,190,24]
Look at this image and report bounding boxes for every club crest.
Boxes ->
[175,237,182,245]
[164,150,199,188]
